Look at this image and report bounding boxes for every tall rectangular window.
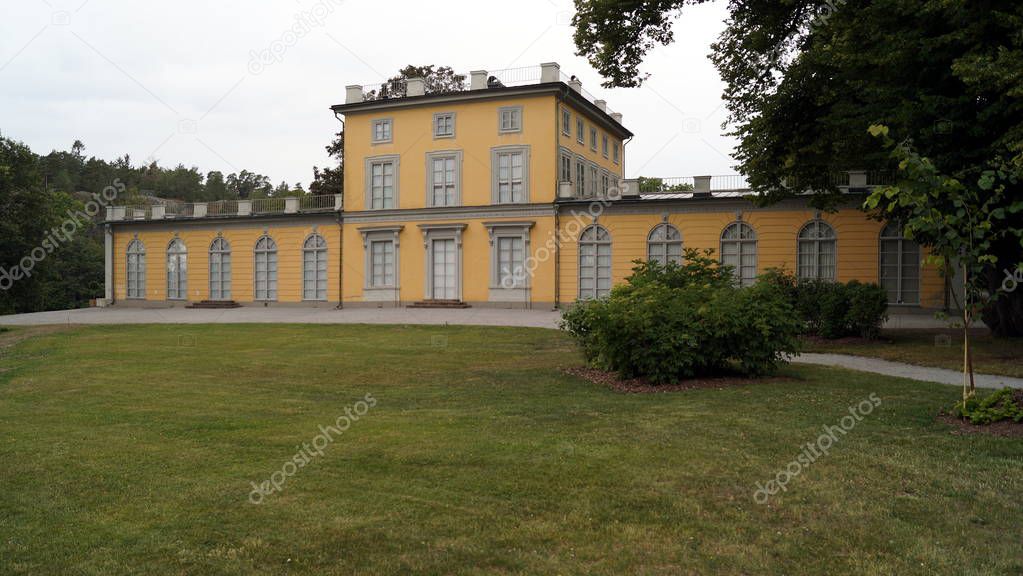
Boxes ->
[613,142,620,164]
[498,106,522,133]
[560,151,573,183]
[497,236,525,288]
[370,240,395,287]
[428,153,459,207]
[602,135,609,158]
[588,164,598,197]
[433,112,454,138]
[576,159,586,197]
[492,146,529,204]
[562,109,571,135]
[366,157,398,209]
[576,118,584,144]
[371,118,392,143]
[590,128,597,151]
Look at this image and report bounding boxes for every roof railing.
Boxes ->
[105,194,342,222]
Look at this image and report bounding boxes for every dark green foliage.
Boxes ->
[561,255,801,383]
[953,388,1023,424]
[761,269,888,339]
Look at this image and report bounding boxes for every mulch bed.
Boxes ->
[936,413,1023,438]
[563,366,794,394]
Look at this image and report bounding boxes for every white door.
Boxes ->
[431,239,457,300]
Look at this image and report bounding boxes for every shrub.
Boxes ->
[561,255,801,383]
[952,388,1023,424]
[763,268,888,339]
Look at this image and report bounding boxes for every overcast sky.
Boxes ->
[1,0,738,187]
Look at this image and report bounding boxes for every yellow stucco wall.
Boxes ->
[343,94,558,210]
[557,206,945,307]
[342,216,558,305]
[557,102,624,179]
[112,221,341,303]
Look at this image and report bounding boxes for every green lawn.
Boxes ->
[803,328,1023,377]
[1,324,1021,575]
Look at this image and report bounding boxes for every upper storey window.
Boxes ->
[371,118,392,144]
[576,118,584,144]
[433,112,455,138]
[612,141,620,164]
[499,106,522,133]
[491,146,529,204]
[562,109,571,135]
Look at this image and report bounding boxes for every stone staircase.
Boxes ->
[186,300,242,309]
[407,299,471,309]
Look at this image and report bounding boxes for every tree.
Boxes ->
[204,170,231,201]
[866,125,1023,399]
[572,0,1023,335]
[310,130,343,196]
[364,65,466,100]
[636,177,694,193]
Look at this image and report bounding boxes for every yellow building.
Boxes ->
[103,62,948,312]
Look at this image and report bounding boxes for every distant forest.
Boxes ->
[0,135,343,314]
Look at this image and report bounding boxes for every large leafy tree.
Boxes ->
[572,0,1023,335]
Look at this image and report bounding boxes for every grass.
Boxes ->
[803,328,1023,378]
[0,324,1021,575]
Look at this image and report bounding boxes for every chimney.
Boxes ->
[470,70,488,90]
[406,77,425,97]
[693,175,712,198]
[540,62,560,83]
[345,85,364,104]
[610,112,623,124]
[593,99,607,112]
[568,76,582,93]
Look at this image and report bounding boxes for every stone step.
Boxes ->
[186,300,243,309]
[407,299,472,309]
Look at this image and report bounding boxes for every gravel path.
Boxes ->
[791,352,1023,389]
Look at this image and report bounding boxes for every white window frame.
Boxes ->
[425,150,462,207]
[879,221,921,305]
[576,117,585,144]
[589,127,598,151]
[498,106,522,134]
[561,109,571,135]
[797,219,838,281]
[578,224,612,299]
[720,221,758,287]
[433,112,455,139]
[371,118,392,144]
[208,237,232,301]
[126,238,145,299]
[600,170,610,198]
[302,233,328,301]
[253,235,277,301]
[575,155,587,197]
[647,223,683,265]
[491,145,530,204]
[166,238,187,300]
[612,141,620,164]
[359,226,402,301]
[602,135,609,158]
[588,163,598,197]
[559,148,574,185]
[484,221,534,302]
[364,155,399,210]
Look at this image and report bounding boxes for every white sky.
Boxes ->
[0,0,738,188]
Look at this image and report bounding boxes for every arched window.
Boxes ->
[303,233,328,301]
[126,238,145,299]
[166,239,187,300]
[647,223,682,265]
[254,235,277,301]
[879,222,920,304]
[209,237,232,300]
[579,225,612,299]
[797,220,837,281]
[720,222,757,287]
